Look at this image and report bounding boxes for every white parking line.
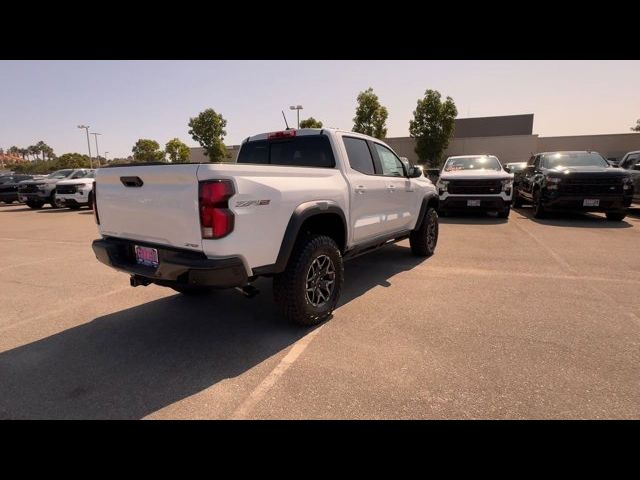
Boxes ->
[230,325,325,419]
[0,236,89,246]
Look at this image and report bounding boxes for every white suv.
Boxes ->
[55,170,95,209]
[436,155,514,218]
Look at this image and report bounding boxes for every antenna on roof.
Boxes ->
[281,110,291,130]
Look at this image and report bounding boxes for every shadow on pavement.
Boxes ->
[514,205,633,228]
[0,206,33,212]
[438,211,508,225]
[0,244,428,419]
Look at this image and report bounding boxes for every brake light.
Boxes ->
[268,130,296,139]
[92,181,100,224]
[199,180,235,239]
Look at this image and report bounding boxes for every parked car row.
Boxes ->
[433,150,638,221]
[2,168,96,210]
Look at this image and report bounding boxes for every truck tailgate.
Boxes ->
[96,165,204,251]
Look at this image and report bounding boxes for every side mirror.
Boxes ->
[504,166,511,173]
[633,162,640,171]
[407,166,422,178]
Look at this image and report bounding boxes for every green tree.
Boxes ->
[631,119,640,132]
[299,117,323,129]
[165,138,191,163]
[55,153,91,169]
[188,108,227,162]
[409,89,458,167]
[352,87,388,139]
[132,139,165,163]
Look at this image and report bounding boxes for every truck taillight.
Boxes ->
[199,180,235,239]
[92,181,100,224]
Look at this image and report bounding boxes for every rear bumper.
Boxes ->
[92,237,248,288]
[440,196,510,211]
[541,193,632,211]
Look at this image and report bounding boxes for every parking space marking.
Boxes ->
[0,256,73,273]
[229,325,325,419]
[423,265,640,285]
[0,285,133,335]
[0,236,89,246]
[510,220,576,273]
[511,218,640,327]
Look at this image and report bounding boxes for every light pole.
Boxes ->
[91,133,102,167]
[77,125,93,168]
[104,151,109,163]
[289,105,303,129]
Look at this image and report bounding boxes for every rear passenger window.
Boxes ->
[343,137,375,175]
[237,136,335,168]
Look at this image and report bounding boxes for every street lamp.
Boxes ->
[104,151,109,163]
[77,125,93,168]
[91,133,102,167]
[289,105,303,129]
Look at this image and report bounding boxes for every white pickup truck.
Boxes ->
[92,128,440,325]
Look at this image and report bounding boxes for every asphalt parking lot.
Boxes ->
[1,203,639,419]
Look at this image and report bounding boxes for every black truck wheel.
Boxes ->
[273,234,344,326]
[606,211,626,222]
[410,207,438,257]
[532,189,546,218]
[26,200,43,209]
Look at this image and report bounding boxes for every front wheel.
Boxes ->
[606,211,626,222]
[513,191,523,208]
[410,206,439,257]
[273,234,344,326]
[497,207,510,219]
[26,200,43,209]
[50,193,63,209]
[532,189,546,219]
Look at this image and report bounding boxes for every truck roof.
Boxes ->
[244,127,381,144]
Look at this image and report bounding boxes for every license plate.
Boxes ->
[583,199,599,207]
[467,199,481,207]
[135,245,159,267]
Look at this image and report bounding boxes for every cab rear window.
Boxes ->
[237,136,335,168]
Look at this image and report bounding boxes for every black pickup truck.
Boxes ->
[513,151,634,221]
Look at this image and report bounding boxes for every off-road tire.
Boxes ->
[68,204,81,210]
[273,234,344,326]
[410,207,439,257]
[26,200,43,209]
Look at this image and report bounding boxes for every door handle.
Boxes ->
[355,185,366,194]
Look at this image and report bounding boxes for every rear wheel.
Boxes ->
[87,192,94,210]
[68,204,81,210]
[606,211,626,222]
[410,207,439,257]
[273,234,343,326]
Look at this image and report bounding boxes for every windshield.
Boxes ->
[46,169,73,179]
[542,152,609,169]
[507,163,526,172]
[81,171,95,179]
[444,156,501,172]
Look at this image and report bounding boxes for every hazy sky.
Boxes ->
[1,60,639,158]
